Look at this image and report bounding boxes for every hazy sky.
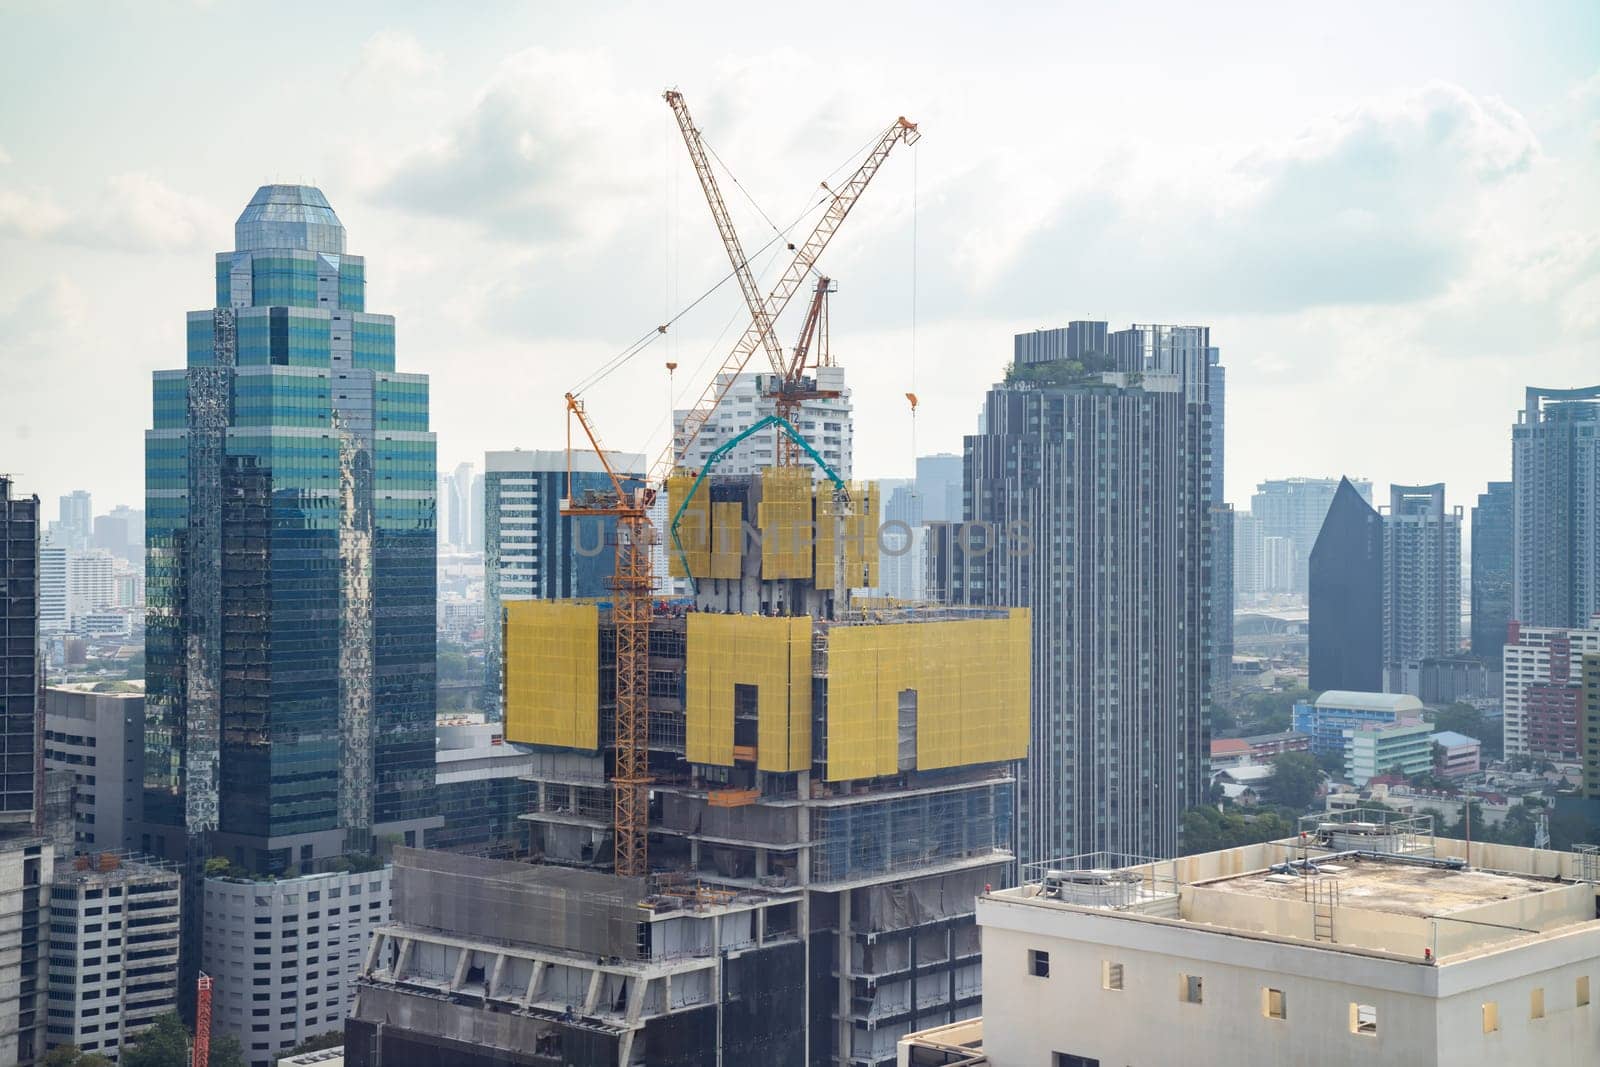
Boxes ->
[2,1,1597,522]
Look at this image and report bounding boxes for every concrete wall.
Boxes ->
[976,894,1600,1067]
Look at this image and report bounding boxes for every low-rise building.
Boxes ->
[45,853,180,1060]
[1292,690,1423,754]
[43,683,145,854]
[1208,738,1251,770]
[1345,718,1434,785]
[902,822,1600,1067]
[1432,731,1483,778]
[1240,730,1310,760]
[203,865,392,1067]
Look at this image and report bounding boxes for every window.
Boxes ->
[1579,976,1591,1008]
[1102,961,1123,991]
[1053,1056,1099,1067]
[1350,1003,1377,1035]
[1263,988,1287,1020]
[1180,973,1203,1004]
[1482,1002,1499,1033]
[1029,950,1050,978]
[1530,987,1544,1020]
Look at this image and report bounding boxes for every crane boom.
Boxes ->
[664,90,787,380]
[659,113,920,484]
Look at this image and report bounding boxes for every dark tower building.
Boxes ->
[1309,477,1384,692]
[1472,481,1514,665]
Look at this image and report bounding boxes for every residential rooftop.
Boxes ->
[1314,690,1424,713]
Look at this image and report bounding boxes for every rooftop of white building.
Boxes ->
[1313,690,1424,714]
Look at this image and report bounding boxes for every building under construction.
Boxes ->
[347,467,1030,1066]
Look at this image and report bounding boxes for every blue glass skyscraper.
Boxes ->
[145,185,437,876]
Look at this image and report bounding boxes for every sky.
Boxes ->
[1,1,1597,524]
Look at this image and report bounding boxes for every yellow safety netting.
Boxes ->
[503,600,600,751]
[710,501,743,579]
[758,467,813,579]
[686,613,813,771]
[824,610,1030,781]
[667,474,710,578]
[814,481,880,590]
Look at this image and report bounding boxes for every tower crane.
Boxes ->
[561,94,919,877]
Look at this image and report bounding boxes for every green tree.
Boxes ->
[213,1035,248,1067]
[1427,702,1500,761]
[437,649,470,683]
[43,1047,85,1067]
[277,1031,343,1062]
[1266,751,1321,810]
[122,1012,190,1067]
[1181,804,1299,855]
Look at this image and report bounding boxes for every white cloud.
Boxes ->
[0,173,223,252]
[352,29,439,85]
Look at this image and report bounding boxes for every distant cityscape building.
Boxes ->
[1501,617,1600,759]
[879,479,925,601]
[44,683,146,854]
[1308,477,1384,692]
[1382,484,1462,694]
[913,836,1600,1066]
[38,544,67,634]
[1233,511,1263,598]
[1208,347,1232,706]
[1251,476,1372,594]
[1262,535,1296,594]
[56,489,93,550]
[92,504,144,563]
[481,449,645,717]
[673,369,853,478]
[1344,718,1433,784]
[1513,386,1600,629]
[952,322,1213,862]
[916,452,963,523]
[1471,480,1514,666]
[46,853,180,1060]
[428,715,534,854]
[446,461,475,548]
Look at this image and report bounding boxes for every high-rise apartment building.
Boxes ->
[1308,477,1384,692]
[1251,476,1373,595]
[674,370,852,478]
[0,477,51,1066]
[1383,484,1463,693]
[1472,481,1514,666]
[56,490,92,551]
[952,322,1212,863]
[879,480,925,601]
[1513,385,1600,629]
[1208,347,1232,705]
[446,461,475,549]
[481,449,644,716]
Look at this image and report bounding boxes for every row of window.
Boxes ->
[1028,950,1593,1034]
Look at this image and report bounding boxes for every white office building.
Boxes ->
[44,683,146,854]
[900,826,1600,1067]
[45,854,181,1061]
[674,370,852,479]
[203,865,393,1067]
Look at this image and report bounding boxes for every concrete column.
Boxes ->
[837,890,851,1065]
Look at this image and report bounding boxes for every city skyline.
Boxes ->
[3,4,1597,515]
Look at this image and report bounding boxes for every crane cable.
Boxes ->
[568,118,899,399]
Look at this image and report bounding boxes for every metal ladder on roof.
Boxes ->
[1308,876,1339,943]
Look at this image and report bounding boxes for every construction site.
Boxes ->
[345,91,1031,1067]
